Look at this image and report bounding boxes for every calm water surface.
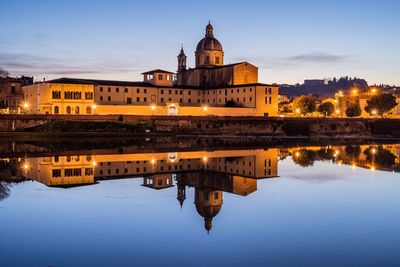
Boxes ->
[0,143,399,267]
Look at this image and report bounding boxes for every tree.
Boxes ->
[0,68,9,78]
[345,103,361,117]
[292,96,317,115]
[318,102,335,116]
[292,149,316,167]
[364,94,397,117]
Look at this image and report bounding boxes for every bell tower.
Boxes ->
[176,46,187,85]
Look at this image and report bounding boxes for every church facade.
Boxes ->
[22,22,278,117]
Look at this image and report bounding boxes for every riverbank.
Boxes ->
[0,114,400,138]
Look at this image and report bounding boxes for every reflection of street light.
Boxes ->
[371,148,376,154]
[370,165,375,171]
[202,156,208,162]
[295,151,300,157]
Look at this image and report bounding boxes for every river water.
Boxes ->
[0,140,399,267]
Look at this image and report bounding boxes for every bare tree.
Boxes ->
[0,68,9,78]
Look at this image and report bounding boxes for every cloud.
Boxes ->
[0,52,142,77]
[287,52,351,63]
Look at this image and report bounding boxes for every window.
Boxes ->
[85,168,93,176]
[158,74,163,80]
[52,91,61,99]
[108,87,111,92]
[137,88,140,93]
[169,90,172,94]
[125,88,128,93]
[216,56,220,64]
[52,169,61,178]
[144,89,147,93]
[265,96,272,104]
[54,106,59,114]
[127,97,132,104]
[108,96,111,101]
[205,56,210,64]
[188,99,191,103]
[75,106,80,114]
[188,91,191,95]
[265,88,272,94]
[66,106,71,114]
[86,106,91,114]
[100,87,103,92]
[85,92,93,99]
[144,97,147,102]
[136,97,140,102]
[100,96,103,101]
[116,88,119,93]
[161,98,164,102]
[161,89,164,94]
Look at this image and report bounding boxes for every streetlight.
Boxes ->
[371,109,377,116]
[352,89,358,95]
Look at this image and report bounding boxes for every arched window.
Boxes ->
[75,106,80,114]
[216,56,220,64]
[205,56,210,64]
[66,106,71,114]
[54,106,59,114]
[86,106,91,114]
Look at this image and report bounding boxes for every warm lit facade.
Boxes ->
[336,88,400,117]
[0,76,33,113]
[22,23,278,117]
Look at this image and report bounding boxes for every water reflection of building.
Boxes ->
[18,149,278,232]
[288,144,400,172]
[176,171,259,232]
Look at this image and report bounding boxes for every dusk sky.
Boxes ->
[1,0,399,85]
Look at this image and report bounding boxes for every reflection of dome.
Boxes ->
[194,188,223,233]
[195,202,222,219]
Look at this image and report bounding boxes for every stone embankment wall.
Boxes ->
[0,114,399,137]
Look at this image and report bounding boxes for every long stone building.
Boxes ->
[22,22,278,116]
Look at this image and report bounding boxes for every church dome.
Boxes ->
[196,37,223,51]
[196,22,223,52]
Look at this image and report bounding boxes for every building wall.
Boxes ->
[232,63,258,85]
[0,78,24,111]
[23,83,95,114]
[23,82,278,116]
